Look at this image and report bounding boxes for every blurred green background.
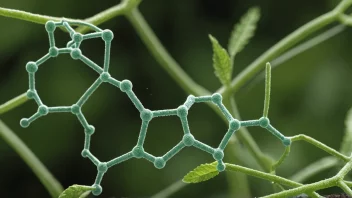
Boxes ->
[1,0,352,197]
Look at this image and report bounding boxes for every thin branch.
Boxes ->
[338,180,352,196]
[225,163,320,198]
[0,93,28,115]
[263,63,271,117]
[289,156,338,183]
[150,180,186,198]
[125,8,210,96]
[290,134,350,162]
[271,146,290,173]
[0,120,63,197]
[0,7,79,25]
[217,10,339,97]
[76,0,142,33]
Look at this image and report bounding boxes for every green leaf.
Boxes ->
[228,7,260,59]
[58,185,95,198]
[209,35,231,86]
[340,107,352,155]
[183,162,219,183]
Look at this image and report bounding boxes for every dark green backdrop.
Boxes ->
[1,0,352,197]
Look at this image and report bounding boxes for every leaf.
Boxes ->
[183,162,219,183]
[58,185,95,198]
[228,7,260,59]
[209,35,231,86]
[340,107,352,155]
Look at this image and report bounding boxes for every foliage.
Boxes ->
[209,34,231,86]
[183,163,219,183]
[1,0,352,197]
[228,7,260,61]
[58,185,94,198]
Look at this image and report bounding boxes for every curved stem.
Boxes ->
[263,177,336,198]
[225,163,320,198]
[0,120,63,197]
[76,0,142,33]
[226,96,251,197]
[263,63,271,117]
[125,9,210,96]
[289,156,338,183]
[266,158,352,198]
[290,134,350,162]
[271,146,290,173]
[338,180,352,196]
[0,7,79,25]
[217,10,338,97]
[228,97,273,171]
[271,24,346,67]
[225,163,301,187]
[0,93,28,115]
[150,180,186,198]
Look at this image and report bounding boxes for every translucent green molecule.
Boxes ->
[20,20,291,196]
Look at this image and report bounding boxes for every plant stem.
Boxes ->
[125,9,210,96]
[225,163,320,198]
[338,180,352,196]
[0,7,79,25]
[266,158,352,198]
[76,0,142,33]
[263,63,271,117]
[344,180,352,186]
[225,163,300,187]
[263,177,336,198]
[289,156,338,183]
[0,120,63,197]
[271,24,346,67]
[225,96,251,197]
[271,146,290,173]
[228,97,273,171]
[0,93,28,115]
[150,180,187,198]
[217,10,339,97]
[290,134,350,162]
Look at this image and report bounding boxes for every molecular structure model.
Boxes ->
[20,20,291,196]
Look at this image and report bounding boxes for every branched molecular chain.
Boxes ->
[20,20,291,196]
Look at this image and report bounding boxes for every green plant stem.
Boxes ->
[125,9,210,96]
[228,97,273,171]
[289,156,338,183]
[263,63,271,117]
[150,180,186,198]
[338,180,352,196]
[225,96,251,197]
[225,163,300,187]
[344,181,352,186]
[265,158,352,198]
[290,134,350,162]
[217,5,346,97]
[246,24,346,92]
[0,120,63,197]
[271,24,346,67]
[0,93,28,115]
[0,7,79,25]
[271,146,290,173]
[263,177,336,198]
[76,0,142,33]
[225,163,320,198]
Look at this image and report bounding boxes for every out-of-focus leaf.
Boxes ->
[340,108,352,155]
[228,7,260,59]
[209,35,231,86]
